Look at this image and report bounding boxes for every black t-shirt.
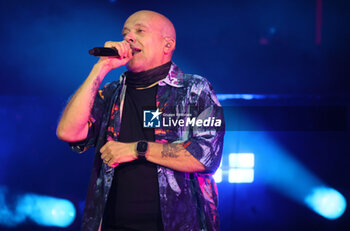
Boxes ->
[102,62,171,231]
[102,85,163,231]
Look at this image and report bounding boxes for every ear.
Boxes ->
[163,37,176,55]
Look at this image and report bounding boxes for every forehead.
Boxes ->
[123,13,162,30]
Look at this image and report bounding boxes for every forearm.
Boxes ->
[56,63,108,142]
[146,142,206,173]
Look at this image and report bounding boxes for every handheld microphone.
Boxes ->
[89,47,120,57]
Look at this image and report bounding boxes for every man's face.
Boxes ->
[122,12,167,72]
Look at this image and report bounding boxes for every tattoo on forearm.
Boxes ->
[161,143,181,158]
[89,75,101,109]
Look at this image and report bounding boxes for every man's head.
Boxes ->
[122,10,176,72]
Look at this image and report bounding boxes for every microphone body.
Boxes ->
[89,47,120,58]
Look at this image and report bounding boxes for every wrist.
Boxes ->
[93,62,111,77]
[131,142,138,159]
[136,140,148,160]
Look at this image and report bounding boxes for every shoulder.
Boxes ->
[182,73,207,84]
[164,63,211,89]
[181,73,221,106]
[181,73,214,94]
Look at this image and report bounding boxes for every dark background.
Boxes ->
[0,0,349,230]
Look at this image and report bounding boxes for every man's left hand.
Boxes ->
[100,141,137,167]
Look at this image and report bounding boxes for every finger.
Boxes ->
[100,148,110,160]
[100,141,111,154]
[101,151,108,160]
[103,154,113,164]
[104,41,124,59]
[107,158,113,166]
[118,43,127,59]
[112,43,125,59]
[127,47,133,58]
[123,42,132,58]
[121,42,130,58]
[119,41,131,59]
[110,43,121,59]
[104,41,116,48]
[106,156,112,163]
[100,144,106,154]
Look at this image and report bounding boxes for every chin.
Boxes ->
[127,59,148,73]
[126,60,138,70]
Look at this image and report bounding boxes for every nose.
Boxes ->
[124,32,135,43]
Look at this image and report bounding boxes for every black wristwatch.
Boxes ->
[136,140,148,160]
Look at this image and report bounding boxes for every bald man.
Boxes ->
[57,10,224,231]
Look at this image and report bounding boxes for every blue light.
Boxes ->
[0,187,24,227]
[217,94,266,101]
[216,94,288,101]
[0,187,76,228]
[213,153,255,183]
[17,194,76,227]
[213,168,222,183]
[304,187,347,219]
[228,131,347,219]
[213,159,223,183]
[229,169,254,183]
[229,153,254,168]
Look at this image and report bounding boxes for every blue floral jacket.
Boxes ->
[69,63,225,231]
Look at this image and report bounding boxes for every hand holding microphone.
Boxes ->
[93,41,133,73]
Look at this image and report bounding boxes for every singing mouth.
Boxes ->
[131,47,142,55]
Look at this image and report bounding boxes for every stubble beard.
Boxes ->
[126,55,145,73]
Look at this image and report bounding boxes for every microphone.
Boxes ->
[89,47,120,57]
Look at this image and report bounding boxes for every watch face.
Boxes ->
[137,141,148,153]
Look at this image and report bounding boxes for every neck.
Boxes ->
[125,61,172,89]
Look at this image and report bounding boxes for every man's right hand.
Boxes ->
[97,40,133,73]
[57,40,132,143]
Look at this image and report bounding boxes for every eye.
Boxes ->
[137,28,145,33]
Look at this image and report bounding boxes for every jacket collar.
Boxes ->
[159,62,184,87]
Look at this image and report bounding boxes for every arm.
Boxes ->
[147,142,206,172]
[56,41,132,142]
[56,63,106,142]
[100,78,224,173]
[99,141,205,172]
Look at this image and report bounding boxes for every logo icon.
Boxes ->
[143,109,162,128]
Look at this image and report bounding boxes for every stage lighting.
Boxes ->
[228,153,255,183]
[0,188,76,228]
[305,187,347,220]
[229,153,254,168]
[217,94,263,100]
[213,168,222,183]
[211,153,256,183]
[17,194,76,227]
[228,169,254,183]
[213,159,223,183]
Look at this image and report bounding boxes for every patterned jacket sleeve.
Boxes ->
[68,85,110,153]
[183,76,225,174]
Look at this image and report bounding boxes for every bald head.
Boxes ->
[125,10,176,42]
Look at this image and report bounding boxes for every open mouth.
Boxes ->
[131,47,142,55]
